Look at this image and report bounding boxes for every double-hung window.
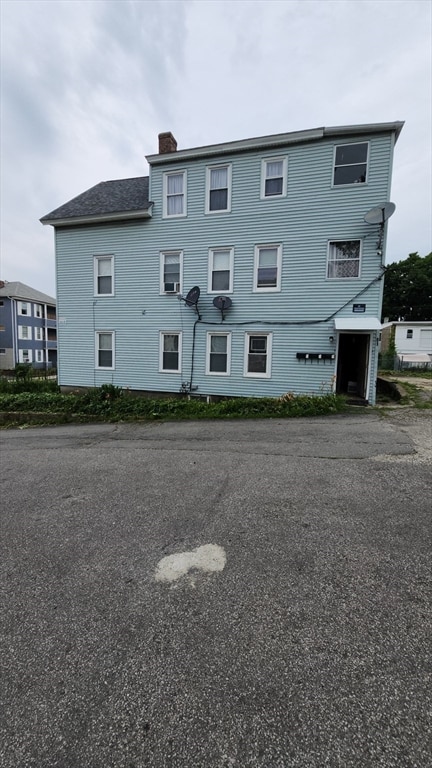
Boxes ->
[206,165,231,213]
[244,333,272,378]
[261,157,287,198]
[94,255,114,296]
[34,304,43,318]
[208,248,233,293]
[18,325,31,340]
[254,245,282,291]
[206,333,231,375]
[160,332,181,373]
[163,171,186,218]
[19,349,32,363]
[18,302,30,316]
[35,327,43,341]
[406,329,413,339]
[96,331,115,369]
[333,143,368,186]
[160,251,182,294]
[35,350,44,363]
[327,241,361,279]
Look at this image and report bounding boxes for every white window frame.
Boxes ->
[244,332,272,379]
[35,350,44,363]
[327,240,362,280]
[95,331,115,370]
[17,301,30,316]
[0,348,6,355]
[206,332,232,376]
[332,142,369,187]
[160,251,183,295]
[94,255,114,297]
[19,349,32,363]
[260,156,288,199]
[159,331,182,373]
[18,325,32,340]
[34,304,43,318]
[253,244,282,292]
[205,164,232,214]
[35,327,43,341]
[208,247,234,294]
[163,170,187,219]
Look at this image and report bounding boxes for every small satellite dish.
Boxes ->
[213,295,232,321]
[212,296,232,311]
[364,202,396,225]
[185,286,200,307]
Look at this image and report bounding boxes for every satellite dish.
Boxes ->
[212,296,232,311]
[364,202,396,225]
[213,295,232,321]
[185,286,200,307]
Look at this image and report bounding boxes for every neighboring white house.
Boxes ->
[381,321,432,367]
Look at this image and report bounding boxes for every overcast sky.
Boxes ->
[1,0,431,298]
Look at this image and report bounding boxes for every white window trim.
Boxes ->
[332,142,369,188]
[94,255,114,297]
[159,331,182,374]
[260,156,288,199]
[35,350,44,363]
[18,325,32,340]
[244,332,272,379]
[326,240,362,280]
[206,332,232,376]
[253,244,282,293]
[207,247,234,294]
[162,170,187,219]
[205,164,232,215]
[17,301,30,316]
[95,331,115,370]
[35,327,43,341]
[19,349,32,363]
[34,304,43,318]
[159,250,183,295]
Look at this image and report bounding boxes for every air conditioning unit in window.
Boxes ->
[165,282,180,293]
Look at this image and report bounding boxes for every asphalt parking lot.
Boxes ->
[1,410,431,767]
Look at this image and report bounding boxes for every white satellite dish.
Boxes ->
[364,202,396,225]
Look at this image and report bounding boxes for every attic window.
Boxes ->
[333,143,368,186]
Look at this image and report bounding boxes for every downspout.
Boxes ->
[188,317,201,393]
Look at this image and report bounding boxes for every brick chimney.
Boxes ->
[158,132,177,154]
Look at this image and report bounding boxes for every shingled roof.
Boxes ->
[0,281,56,304]
[41,176,152,226]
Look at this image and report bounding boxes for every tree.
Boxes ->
[382,252,432,321]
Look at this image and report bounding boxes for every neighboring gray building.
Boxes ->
[0,281,57,370]
[42,122,403,404]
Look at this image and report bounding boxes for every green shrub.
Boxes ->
[0,386,346,423]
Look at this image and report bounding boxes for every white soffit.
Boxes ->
[334,317,382,331]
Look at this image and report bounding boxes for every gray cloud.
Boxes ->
[0,0,430,297]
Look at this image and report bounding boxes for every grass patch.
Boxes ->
[379,369,432,379]
[0,387,347,426]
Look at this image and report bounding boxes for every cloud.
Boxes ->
[0,0,430,297]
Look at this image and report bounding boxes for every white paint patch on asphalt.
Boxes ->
[155,544,227,583]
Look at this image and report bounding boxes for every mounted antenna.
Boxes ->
[364,202,396,255]
[213,295,233,322]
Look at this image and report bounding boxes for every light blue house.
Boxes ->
[0,281,57,370]
[41,122,403,404]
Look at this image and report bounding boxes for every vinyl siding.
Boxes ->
[55,131,396,402]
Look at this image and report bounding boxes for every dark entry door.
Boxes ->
[336,333,370,399]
